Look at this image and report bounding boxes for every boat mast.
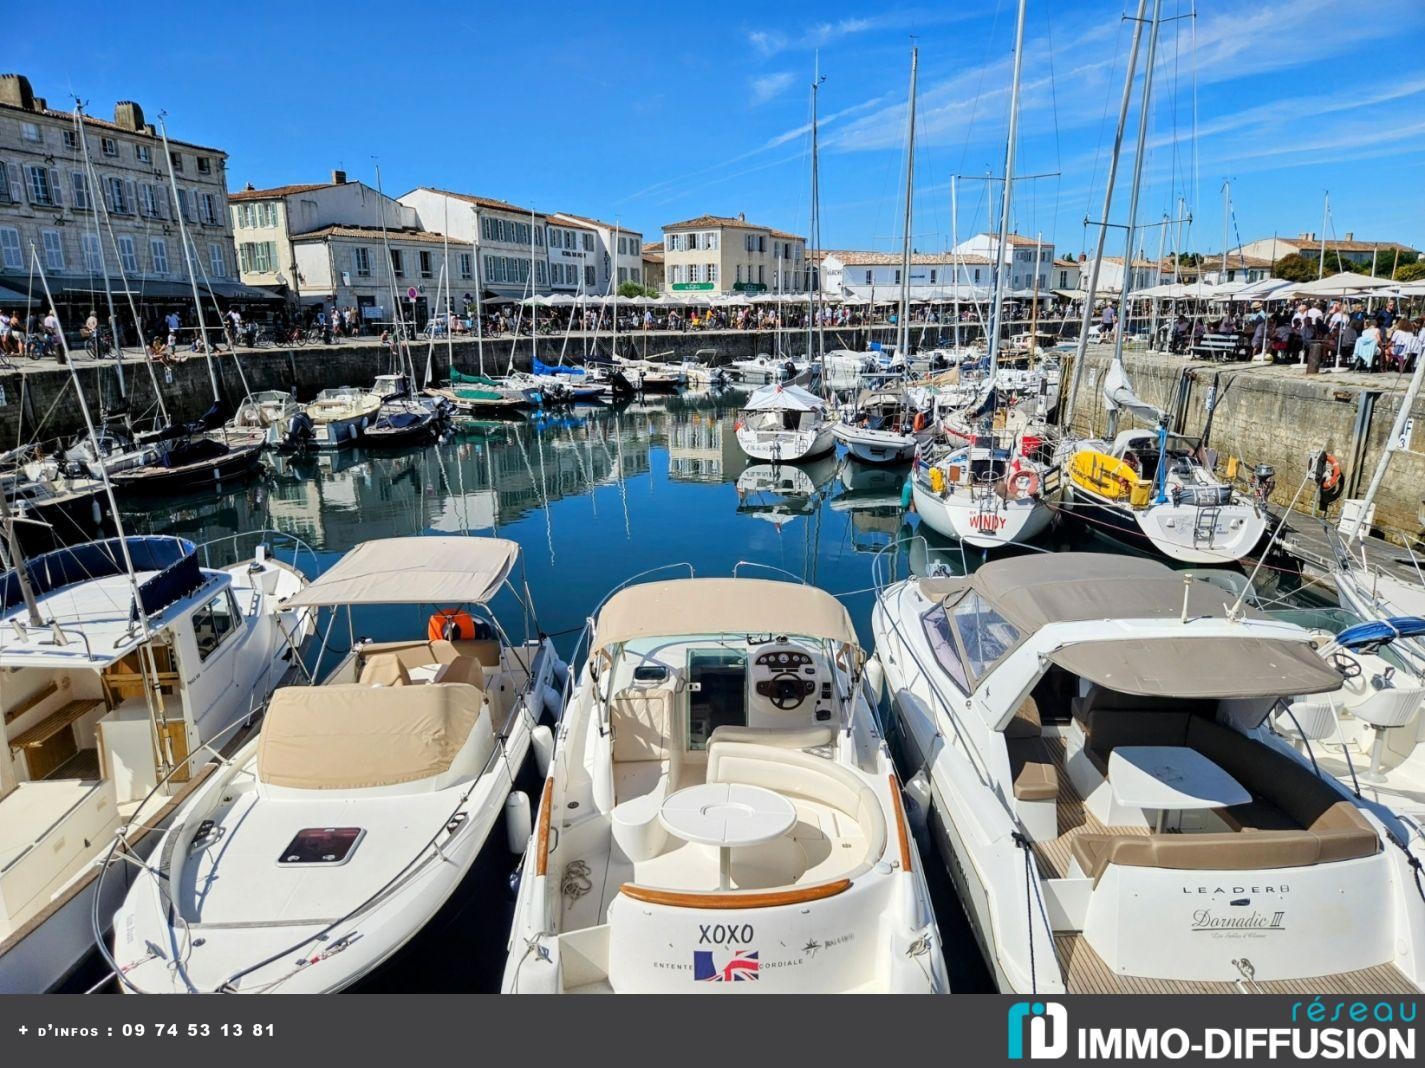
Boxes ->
[896,45,917,364]
[1060,0,1149,431]
[807,54,826,370]
[951,176,961,351]
[1317,191,1330,278]
[71,101,126,409]
[1105,0,1164,440]
[373,161,416,386]
[473,206,486,376]
[0,489,43,627]
[158,116,221,410]
[986,0,1027,379]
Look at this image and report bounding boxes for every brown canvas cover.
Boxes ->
[1047,636,1342,699]
[257,683,482,789]
[285,537,518,608]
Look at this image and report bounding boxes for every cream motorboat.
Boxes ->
[832,385,920,466]
[874,552,1425,994]
[304,387,381,450]
[0,533,312,992]
[110,536,566,994]
[735,384,835,463]
[229,391,306,449]
[504,574,947,993]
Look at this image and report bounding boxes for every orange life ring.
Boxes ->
[1008,464,1040,499]
[912,411,927,433]
[1319,453,1341,492]
[428,609,476,642]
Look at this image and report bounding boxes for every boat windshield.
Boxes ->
[928,591,1021,688]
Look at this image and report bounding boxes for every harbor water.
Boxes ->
[70,388,1326,993]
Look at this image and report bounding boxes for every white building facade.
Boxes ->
[951,233,1055,292]
[291,225,476,326]
[817,250,996,296]
[398,187,549,299]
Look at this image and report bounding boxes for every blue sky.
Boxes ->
[19,0,1425,258]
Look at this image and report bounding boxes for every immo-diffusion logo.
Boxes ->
[1008,1001,1069,1060]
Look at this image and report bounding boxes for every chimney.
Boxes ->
[32,97,46,112]
[331,169,347,184]
[1299,231,1314,242]
[1344,231,1353,241]
[244,182,255,191]
[114,100,144,131]
[737,212,745,222]
[0,74,34,110]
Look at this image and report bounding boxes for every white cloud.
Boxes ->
[751,71,796,105]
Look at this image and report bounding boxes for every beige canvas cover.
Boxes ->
[285,536,519,608]
[257,683,482,789]
[1047,636,1342,699]
[591,578,859,654]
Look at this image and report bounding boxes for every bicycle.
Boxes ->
[84,329,116,360]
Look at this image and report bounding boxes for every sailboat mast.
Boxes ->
[71,103,125,405]
[1107,0,1164,394]
[987,0,1028,376]
[0,489,43,626]
[373,162,414,384]
[951,176,961,351]
[808,55,825,367]
[1061,0,1148,430]
[158,116,220,405]
[897,46,918,362]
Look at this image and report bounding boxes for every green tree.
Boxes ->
[1395,260,1425,282]
[1273,253,1320,282]
[616,281,658,298]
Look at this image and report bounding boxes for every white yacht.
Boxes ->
[832,385,919,466]
[0,533,312,992]
[735,384,835,463]
[504,574,947,993]
[230,391,305,449]
[873,552,1425,994]
[1277,617,1425,823]
[304,387,381,449]
[110,536,566,994]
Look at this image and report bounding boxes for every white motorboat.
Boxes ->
[503,574,948,992]
[304,387,381,450]
[730,354,794,384]
[874,551,1425,994]
[735,384,836,463]
[0,533,312,992]
[230,391,306,449]
[111,536,566,994]
[1277,616,1425,823]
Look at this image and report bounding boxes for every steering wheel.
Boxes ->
[770,674,808,710]
[1330,651,1362,679]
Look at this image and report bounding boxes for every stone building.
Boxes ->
[0,73,259,336]
[659,213,807,296]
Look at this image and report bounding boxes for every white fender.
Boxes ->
[531,725,555,779]
[504,791,532,855]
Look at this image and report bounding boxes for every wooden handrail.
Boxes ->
[889,773,913,873]
[620,878,852,910]
[534,776,554,876]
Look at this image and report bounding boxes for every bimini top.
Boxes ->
[919,552,1244,631]
[742,384,825,412]
[921,553,1342,700]
[257,683,481,790]
[285,536,518,608]
[2,536,202,622]
[592,578,858,654]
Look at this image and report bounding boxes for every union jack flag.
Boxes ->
[694,949,760,982]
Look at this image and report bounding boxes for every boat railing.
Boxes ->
[870,534,967,597]
[589,562,696,620]
[193,528,320,580]
[731,560,806,584]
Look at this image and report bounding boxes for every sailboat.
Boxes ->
[907,27,1054,550]
[734,383,836,463]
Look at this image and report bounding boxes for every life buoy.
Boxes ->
[1318,453,1341,492]
[429,608,477,642]
[912,411,927,433]
[1009,467,1040,499]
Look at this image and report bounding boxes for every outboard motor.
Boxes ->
[610,370,636,397]
[284,411,314,451]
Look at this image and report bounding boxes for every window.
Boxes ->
[581,232,593,252]
[707,263,718,283]
[139,183,158,217]
[689,263,702,284]
[177,188,193,221]
[27,165,54,206]
[631,268,640,283]
[757,265,764,284]
[921,607,971,694]
[21,121,41,143]
[669,265,682,285]
[101,136,118,156]
[419,250,433,278]
[71,171,90,209]
[0,166,10,203]
[929,269,938,284]
[562,231,574,250]
[239,241,276,273]
[169,150,184,173]
[278,827,363,866]
[389,249,404,276]
[81,233,102,272]
[973,268,981,283]
[196,156,211,175]
[41,230,64,271]
[584,265,594,287]
[707,231,719,250]
[192,590,239,661]
[62,129,77,151]
[458,252,472,279]
[864,270,873,284]
[149,237,169,274]
[736,265,743,284]
[948,592,1020,683]
[353,246,371,277]
[894,269,901,285]
[208,242,226,278]
[106,176,128,214]
[135,144,151,163]
[260,202,278,227]
[758,236,766,253]
[0,228,22,269]
[199,193,218,225]
[535,225,544,247]
[117,235,138,274]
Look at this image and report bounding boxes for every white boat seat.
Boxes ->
[707,725,834,750]
[1278,700,1340,742]
[609,678,681,862]
[1352,687,1424,729]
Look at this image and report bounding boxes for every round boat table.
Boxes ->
[659,782,798,891]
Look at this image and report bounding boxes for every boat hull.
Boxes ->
[735,424,836,463]
[911,478,1051,549]
[1063,482,1268,564]
[108,443,264,496]
[833,424,916,465]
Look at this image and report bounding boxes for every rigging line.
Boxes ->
[954,0,1006,180]
[1042,3,1064,263]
